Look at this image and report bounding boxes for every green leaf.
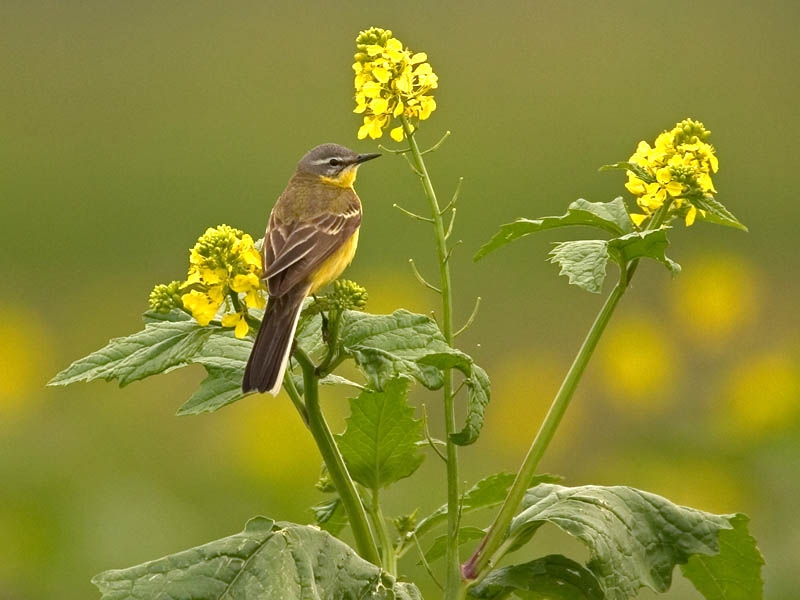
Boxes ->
[417,352,491,446]
[312,498,348,536]
[410,473,560,542]
[548,230,681,294]
[681,513,764,600]
[548,240,610,294]
[340,309,452,390]
[92,516,422,600]
[693,195,748,232]
[474,198,633,261]
[48,317,212,387]
[608,229,681,276]
[508,484,746,600]
[425,526,486,563]
[598,161,653,183]
[468,555,604,600]
[336,377,425,489]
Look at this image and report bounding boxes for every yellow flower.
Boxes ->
[353,27,438,141]
[624,118,718,228]
[173,225,265,335]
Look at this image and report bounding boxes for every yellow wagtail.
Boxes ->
[242,143,380,395]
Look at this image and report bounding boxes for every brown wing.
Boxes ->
[263,207,361,298]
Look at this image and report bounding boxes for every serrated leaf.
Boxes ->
[508,484,743,600]
[598,161,653,183]
[417,352,491,446]
[340,309,452,390]
[177,366,244,415]
[693,195,748,232]
[92,516,422,600]
[681,513,764,600]
[425,526,486,563]
[549,240,610,293]
[336,377,424,489]
[474,198,634,261]
[48,318,212,387]
[468,555,604,600]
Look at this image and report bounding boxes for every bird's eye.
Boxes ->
[329,158,341,167]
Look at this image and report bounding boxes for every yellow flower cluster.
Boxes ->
[180,225,265,338]
[625,119,719,227]
[353,27,438,142]
[148,225,265,338]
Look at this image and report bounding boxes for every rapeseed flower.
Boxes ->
[624,119,718,227]
[179,225,265,337]
[353,27,438,141]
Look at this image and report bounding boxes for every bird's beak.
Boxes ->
[355,152,381,164]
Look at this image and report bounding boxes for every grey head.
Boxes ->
[296,143,380,178]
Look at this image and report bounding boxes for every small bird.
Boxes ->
[242,143,380,395]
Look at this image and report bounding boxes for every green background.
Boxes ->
[2,2,798,598]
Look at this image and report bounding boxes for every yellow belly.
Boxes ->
[307,229,359,294]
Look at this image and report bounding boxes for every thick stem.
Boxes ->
[463,280,628,581]
[402,117,462,599]
[292,348,380,565]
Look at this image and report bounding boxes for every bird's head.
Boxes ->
[296,143,380,188]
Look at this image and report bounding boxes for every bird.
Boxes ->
[242,143,380,395]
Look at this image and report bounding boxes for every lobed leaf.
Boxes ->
[680,514,764,600]
[608,229,680,276]
[468,555,605,600]
[92,516,422,600]
[548,240,610,294]
[336,377,425,489]
[507,484,754,600]
[474,198,633,261]
[417,352,491,445]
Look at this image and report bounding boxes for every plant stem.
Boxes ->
[370,487,397,575]
[402,117,462,599]
[463,279,628,581]
[291,348,380,565]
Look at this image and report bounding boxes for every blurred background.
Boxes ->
[2,1,798,598]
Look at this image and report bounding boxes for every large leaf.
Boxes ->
[680,514,764,600]
[507,484,753,600]
[48,313,212,387]
[339,309,453,390]
[336,377,425,489]
[417,352,491,446]
[608,229,680,275]
[474,198,633,261]
[340,310,491,445]
[469,555,604,600]
[92,516,422,600]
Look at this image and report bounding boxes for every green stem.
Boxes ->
[463,210,671,583]
[292,348,380,565]
[463,278,628,581]
[370,487,397,575]
[402,117,462,599]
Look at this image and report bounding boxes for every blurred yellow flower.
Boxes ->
[0,306,48,416]
[353,27,438,140]
[671,254,757,348]
[598,315,677,412]
[625,118,718,227]
[718,350,800,439]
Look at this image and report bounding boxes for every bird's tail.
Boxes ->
[242,287,308,395]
